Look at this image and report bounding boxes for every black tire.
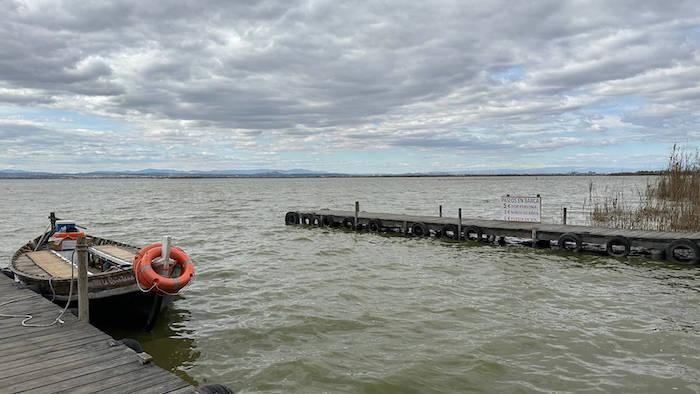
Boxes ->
[342,217,355,230]
[196,384,235,394]
[321,216,333,227]
[665,239,700,265]
[606,236,631,257]
[558,233,582,251]
[284,212,299,225]
[301,214,316,225]
[119,338,143,353]
[441,224,459,240]
[411,222,429,237]
[368,219,382,232]
[463,226,482,241]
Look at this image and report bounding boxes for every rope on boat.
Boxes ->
[134,273,193,296]
[0,251,75,327]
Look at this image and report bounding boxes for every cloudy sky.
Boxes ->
[1,0,699,173]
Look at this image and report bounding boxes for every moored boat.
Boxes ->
[2,213,195,329]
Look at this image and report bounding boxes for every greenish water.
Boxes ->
[1,177,698,393]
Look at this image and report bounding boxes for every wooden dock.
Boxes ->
[0,274,195,394]
[285,209,700,264]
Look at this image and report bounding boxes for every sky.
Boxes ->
[1,0,699,174]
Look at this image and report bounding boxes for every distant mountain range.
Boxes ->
[0,168,339,178]
[0,166,653,178]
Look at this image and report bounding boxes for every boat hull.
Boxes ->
[8,233,174,330]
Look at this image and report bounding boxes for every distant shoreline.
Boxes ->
[0,172,660,180]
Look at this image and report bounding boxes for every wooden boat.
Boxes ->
[2,213,194,329]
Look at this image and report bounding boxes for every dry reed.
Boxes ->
[588,145,700,232]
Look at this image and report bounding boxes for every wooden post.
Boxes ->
[354,201,359,230]
[160,235,172,275]
[531,229,537,248]
[49,212,57,231]
[458,208,462,240]
[562,207,567,225]
[76,236,89,322]
[439,205,442,217]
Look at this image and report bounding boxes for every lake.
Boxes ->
[1,176,698,393]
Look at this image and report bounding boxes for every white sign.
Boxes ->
[501,195,541,222]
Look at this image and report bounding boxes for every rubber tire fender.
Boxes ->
[441,224,459,240]
[558,232,583,251]
[196,383,235,394]
[342,217,355,230]
[300,214,315,226]
[120,338,144,353]
[463,226,483,241]
[411,222,429,237]
[665,239,700,265]
[321,216,333,227]
[285,212,299,225]
[368,219,382,232]
[606,236,631,257]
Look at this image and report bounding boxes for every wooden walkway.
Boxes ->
[287,209,700,262]
[0,274,194,394]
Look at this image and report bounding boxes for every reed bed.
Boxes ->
[587,145,700,232]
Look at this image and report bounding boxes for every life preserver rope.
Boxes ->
[132,243,195,295]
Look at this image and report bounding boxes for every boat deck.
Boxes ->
[13,244,137,280]
[0,274,194,394]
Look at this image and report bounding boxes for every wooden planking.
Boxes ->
[26,251,75,278]
[92,244,137,261]
[0,275,194,394]
[13,255,51,278]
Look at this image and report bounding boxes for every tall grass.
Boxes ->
[588,145,700,232]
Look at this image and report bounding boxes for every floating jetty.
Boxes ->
[0,274,195,394]
[285,208,700,264]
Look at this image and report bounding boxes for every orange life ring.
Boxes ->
[133,243,194,295]
[53,231,86,239]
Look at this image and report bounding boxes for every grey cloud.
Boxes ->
[1,0,699,168]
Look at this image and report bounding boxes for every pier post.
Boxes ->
[439,205,442,217]
[76,236,89,322]
[562,207,567,225]
[354,201,359,231]
[458,208,462,240]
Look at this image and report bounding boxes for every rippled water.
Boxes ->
[1,176,699,393]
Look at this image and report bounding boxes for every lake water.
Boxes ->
[1,176,698,393]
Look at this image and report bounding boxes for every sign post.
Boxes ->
[501,195,542,223]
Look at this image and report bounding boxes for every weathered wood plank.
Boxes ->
[0,275,194,393]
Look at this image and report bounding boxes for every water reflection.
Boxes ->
[93,302,200,385]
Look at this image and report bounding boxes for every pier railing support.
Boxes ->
[458,208,462,240]
[439,205,442,217]
[76,236,89,322]
[354,201,359,230]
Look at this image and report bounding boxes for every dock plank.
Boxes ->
[0,274,194,394]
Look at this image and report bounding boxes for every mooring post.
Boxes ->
[439,205,442,217]
[76,236,89,322]
[531,229,537,248]
[458,208,462,240]
[354,201,359,231]
[562,207,567,225]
